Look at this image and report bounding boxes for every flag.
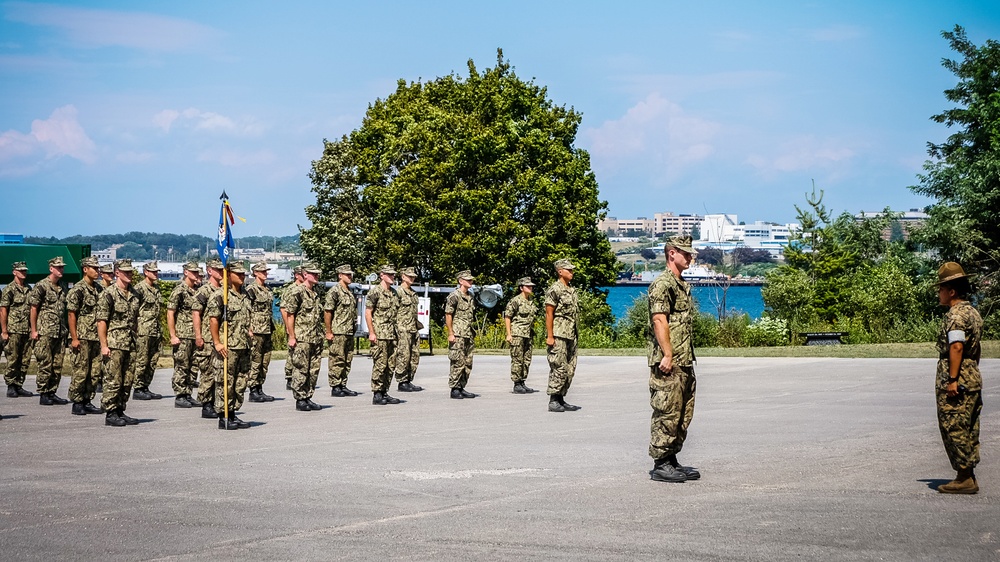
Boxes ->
[217,191,235,266]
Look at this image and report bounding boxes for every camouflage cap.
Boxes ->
[554,259,575,271]
[115,259,135,272]
[457,270,475,281]
[143,261,160,272]
[100,263,114,274]
[80,256,100,269]
[935,262,968,285]
[48,256,66,268]
[302,261,322,274]
[251,260,270,272]
[379,264,397,275]
[667,235,698,256]
[516,276,536,287]
[399,267,417,278]
[183,261,201,272]
[228,261,247,274]
[206,258,224,270]
[335,264,354,275]
[12,261,28,271]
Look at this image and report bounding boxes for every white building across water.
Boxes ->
[696,214,799,257]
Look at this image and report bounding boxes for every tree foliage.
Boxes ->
[300,51,619,298]
[910,25,1000,319]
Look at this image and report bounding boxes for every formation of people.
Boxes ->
[0,236,985,492]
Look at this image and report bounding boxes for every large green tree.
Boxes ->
[300,51,619,294]
[911,25,1000,316]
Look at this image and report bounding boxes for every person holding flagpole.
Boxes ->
[209,261,252,430]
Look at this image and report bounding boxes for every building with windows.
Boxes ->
[599,212,703,237]
[696,214,799,257]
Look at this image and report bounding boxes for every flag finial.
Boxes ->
[219,190,229,201]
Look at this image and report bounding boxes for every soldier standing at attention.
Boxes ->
[192,260,225,411]
[647,236,700,483]
[284,262,323,412]
[280,266,304,390]
[98,264,115,290]
[504,277,538,394]
[933,262,984,494]
[246,261,276,403]
[445,270,477,399]
[168,262,204,414]
[324,264,360,397]
[30,256,69,405]
[545,260,580,412]
[2,261,34,397]
[365,265,402,405]
[132,261,163,400]
[66,256,103,415]
[97,259,141,427]
[209,262,253,430]
[394,267,424,393]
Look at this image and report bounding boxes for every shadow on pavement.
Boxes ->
[917,478,951,490]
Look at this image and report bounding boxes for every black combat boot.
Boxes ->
[174,394,193,408]
[666,454,701,480]
[218,412,239,430]
[118,410,139,425]
[513,382,527,394]
[331,386,346,397]
[147,389,162,399]
[71,402,87,415]
[105,411,126,427]
[450,388,463,399]
[306,399,322,411]
[372,392,387,405]
[258,388,274,401]
[649,457,688,483]
[248,387,265,402]
[133,388,152,400]
[39,393,54,406]
[201,403,217,419]
[341,386,359,396]
[48,393,69,405]
[458,388,477,398]
[558,395,580,411]
[295,399,311,411]
[548,396,565,412]
[382,393,401,404]
[13,385,33,397]
[83,402,103,414]
[7,385,18,398]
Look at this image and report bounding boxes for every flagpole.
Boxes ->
[222,269,229,423]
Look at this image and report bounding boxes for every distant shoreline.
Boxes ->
[614,279,765,287]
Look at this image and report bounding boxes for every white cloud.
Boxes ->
[153,108,263,136]
[4,2,221,52]
[745,135,855,175]
[582,93,720,182]
[0,105,96,174]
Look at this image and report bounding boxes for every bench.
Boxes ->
[799,332,848,346]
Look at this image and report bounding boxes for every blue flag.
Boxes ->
[217,194,235,267]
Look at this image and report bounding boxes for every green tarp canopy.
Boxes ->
[0,244,90,285]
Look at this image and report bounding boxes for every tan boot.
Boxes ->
[938,469,979,494]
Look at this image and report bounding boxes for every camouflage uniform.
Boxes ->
[279,281,302,384]
[936,300,983,472]
[647,270,696,460]
[66,278,101,404]
[545,281,578,396]
[366,284,398,393]
[445,288,475,389]
[2,277,32,390]
[245,279,274,390]
[324,282,357,388]
[133,277,162,392]
[285,283,322,400]
[208,284,252,414]
[167,281,199,394]
[393,284,420,385]
[30,276,68,395]
[97,283,140,414]
[505,292,536,384]
[193,281,221,405]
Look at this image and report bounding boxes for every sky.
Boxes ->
[1,1,998,239]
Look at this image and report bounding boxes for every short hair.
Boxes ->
[942,277,972,299]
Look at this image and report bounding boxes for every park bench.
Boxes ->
[799,332,848,346]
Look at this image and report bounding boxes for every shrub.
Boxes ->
[743,316,789,347]
[716,313,749,347]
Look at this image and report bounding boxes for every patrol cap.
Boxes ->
[251,260,270,272]
[80,256,100,269]
[228,261,247,274]
[379,264,397,275]
[206,258,224,270]
[666,235,698,256]
[143,261,160,272]
[457,270,475,281]
[935,262,968,285]
[335,264,354,275]
[115,259,135,272]
[516,276,536,287]
[554,259,574,271]
[12,261,28,271]
[399,267,417,278]
[183,261,201,272]
[302,261,322,274]
[100,263,114,274]
[48,256,66,268]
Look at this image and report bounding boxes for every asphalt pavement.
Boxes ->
[1,354,997,561]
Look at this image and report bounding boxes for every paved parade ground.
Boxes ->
[1,355,998,561]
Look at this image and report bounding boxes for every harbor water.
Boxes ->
[604,284,765,322]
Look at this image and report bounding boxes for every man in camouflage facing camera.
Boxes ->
[132,261,163,400]
[324,264,359,397]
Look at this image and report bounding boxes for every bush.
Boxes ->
[693,312,719,347]
[716,314,749,347]
[743,316,789,347]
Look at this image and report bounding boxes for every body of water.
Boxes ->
[604,284,764,322]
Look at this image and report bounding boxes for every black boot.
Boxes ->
[458,388,477,398]
[83,402,103,414]
[513,382,527,394]
[49,393,69,405]
[147,389,162,399]
[133,388,152,400]
[174,394,193,408]
[295,399,311,411]
[248,387,265,403]
[7,385,18,398]
[372,392,388,405]
[118,410,139,425]
[39,393,54,406]
[341,386,359,396]
[450,388,463,399]
[558,395,580,411]
[105,411,126,427]
[306,399,322,411]
[650,457,688,483]
[331,386,346,397]
[258,388,274,401]
[201,403,217,419]
[218,412,239,430]
[548,397,565,412]
[71,402,87,415]
[666,454,701,480]
[382,393,401,404]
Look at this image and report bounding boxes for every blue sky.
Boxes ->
[1,1,997,239]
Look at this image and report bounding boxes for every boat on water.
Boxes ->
[616,265,764,287]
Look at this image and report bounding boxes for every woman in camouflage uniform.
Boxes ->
[933,262,983,494]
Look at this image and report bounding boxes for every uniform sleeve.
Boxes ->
[95,291,112,322]
[444,291,457,315]
[284,288,302,316]
[648,279,669,315]
[0,286,11,308]
[544,286,558,308]
[167,286,181,311]
[324,286,336,311]
[504,297,518,319]
[66,286,82,312]
[206,292,223,320]
[29,284,44,307]
[365,288,378,311]
[192,289,208,313]
[945,308,971,344]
